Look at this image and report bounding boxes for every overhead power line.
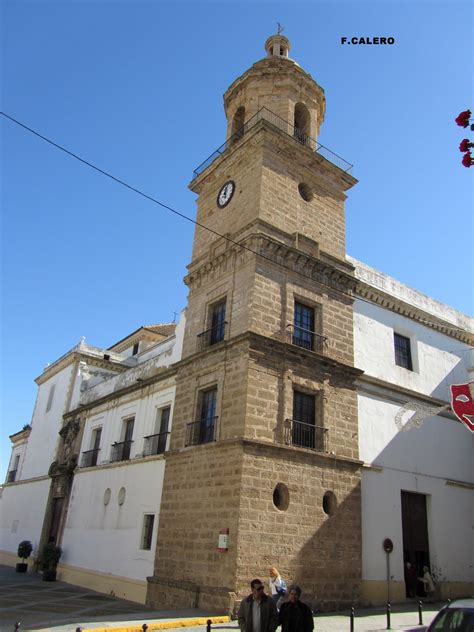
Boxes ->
[1,111,469,337]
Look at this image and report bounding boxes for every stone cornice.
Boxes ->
[35,351,128,385]
[9,426,31,443]
[177,329,362,382]
[165,435,362,471]
[63,364,178,420]
[3,474,50,487]
[446,479,474,491]
[356,281,473,344]
[357,374,458,421]
[185,228,357,297]
[190,118,356,194]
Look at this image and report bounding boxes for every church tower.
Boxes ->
[147,34,362,613]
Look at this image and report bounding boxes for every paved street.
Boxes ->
[0,565,442,632]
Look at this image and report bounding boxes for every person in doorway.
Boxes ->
[418,566,435,603]
[404,562,418,598]
[279,585,314,632]
[269,566,287,609]
[238,578,279,632]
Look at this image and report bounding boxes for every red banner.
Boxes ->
[450,383,474,432]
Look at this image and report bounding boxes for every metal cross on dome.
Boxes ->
[277,22,285,35]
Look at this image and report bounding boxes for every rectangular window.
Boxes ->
[123,417,135,442]
[111,417,135,462]
[210,300,226,345]
[292,390,316,449]
[144,406,171,457]
[91,427,102,450]
[7,454,20,482]
[200,388,217,442]
[186,388,218,446]
[132,342,139,356]
[293,302,315,351]
[394,333,413,370]
[90,427,102,466]
[81,426,102,468]
[46,384,56,412]
[154,406,170,454]
[141,514,155,550]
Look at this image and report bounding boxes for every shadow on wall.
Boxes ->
[288,484,362,613]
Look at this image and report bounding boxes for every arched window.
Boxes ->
[231,106,246,143]
[294,103,311,145]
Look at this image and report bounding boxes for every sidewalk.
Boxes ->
[0,566,439,632]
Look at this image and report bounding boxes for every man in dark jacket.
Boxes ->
[238,578,279,632]
[279,585,313,632]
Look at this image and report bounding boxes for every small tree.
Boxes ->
[42,542,62,570]
[17,540,33,562]
[16,540,33,572]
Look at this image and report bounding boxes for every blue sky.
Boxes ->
[1,0,473,478]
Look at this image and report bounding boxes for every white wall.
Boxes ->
[0,478,50,556]
[359,392,474,584]
[61,459,165,580]
[21,364,75,479]
[354,300,469,400]
[361,467,473,584]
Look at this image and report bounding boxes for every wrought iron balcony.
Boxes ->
[80,448,100,468]
[286,324,327,353]
[197,322,227,350]
[186,417,218,447]
[110,440,133,463]
[143,431,169,456]
[285,419,328,452]
[193,107,353,178]
[6,469,17,483]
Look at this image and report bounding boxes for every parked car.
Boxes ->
[425,599,474,631]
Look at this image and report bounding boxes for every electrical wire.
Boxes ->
[1,110,471,338]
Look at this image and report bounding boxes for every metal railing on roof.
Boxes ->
[192,107,353,178]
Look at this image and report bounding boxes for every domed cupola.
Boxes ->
[223,34,326,147]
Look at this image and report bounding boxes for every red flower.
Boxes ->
[455,110,471,128]
[459,139,473,152]
[461,151,473,167]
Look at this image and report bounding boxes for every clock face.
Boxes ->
[217,180,235,208]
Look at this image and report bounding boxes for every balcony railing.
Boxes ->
[197,322,227,350]
[193,107,353,178]
[285,419,328,452]
[186,417,218,447]
[110,440,133,463]
[6,469,17,483]
[143,431,169,456]
[287,324,327,353]
[80,448,100,468]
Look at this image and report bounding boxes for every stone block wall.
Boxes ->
[235,443,362,611]
[260,136,348,261]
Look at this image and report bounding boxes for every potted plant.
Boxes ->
[16,540,33,573]
[42,542,62,581]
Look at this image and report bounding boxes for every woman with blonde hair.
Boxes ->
[269,566,287,608]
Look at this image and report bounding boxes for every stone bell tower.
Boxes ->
[147,34,362,613]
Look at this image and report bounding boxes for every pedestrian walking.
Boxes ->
[404,561,418,598]
[269,566,287,609]
[238,578,279,632]
[279,585,314,632]
[418,565,435,603]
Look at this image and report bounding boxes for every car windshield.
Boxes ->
[430,608,474,631]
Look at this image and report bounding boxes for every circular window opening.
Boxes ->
[273,483,290,511]
[103,488,111,506]
[118,487,126,506]
[298,182,313,202]
[322,491,337,516]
